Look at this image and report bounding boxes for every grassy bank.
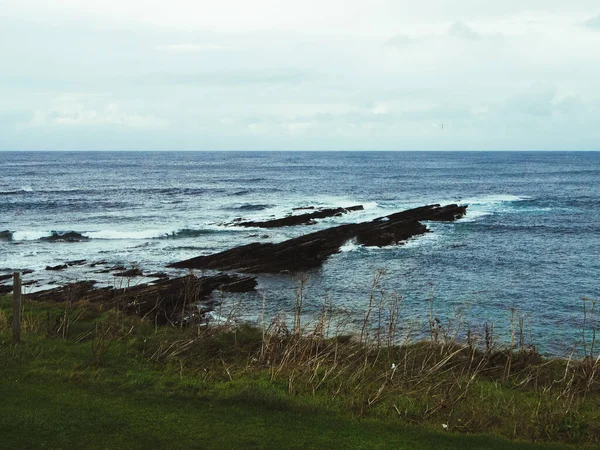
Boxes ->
[0,293,597,448]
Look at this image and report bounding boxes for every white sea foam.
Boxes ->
[401,232,443,249]
[340,240,360,253]
[12,230,52,241]
[457,211,491,223]
[444,194,533,223]
[84,229,176,240]
[462,194,531,205]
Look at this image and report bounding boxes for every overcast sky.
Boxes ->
[2,1,600,150]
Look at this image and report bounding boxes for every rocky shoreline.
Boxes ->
[1,202,467,323]
[169,204,467,273]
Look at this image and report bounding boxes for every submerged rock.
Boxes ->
[113,268,144,277]
[45,264,68,271]
[67,259,87,266]
[169,204,467,274]
[0,230,12,241]
[146,272,170,279]
[41,231,88,242]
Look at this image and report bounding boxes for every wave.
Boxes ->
[164,228,231,239]
[230,190,251,196]
[12,230,54,241]
[339,240,360,253]
[460,194,531,206]
[7,226,240,241]
[0,186,223,197]
[224,203,275,212]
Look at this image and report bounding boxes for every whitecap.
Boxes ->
[462,194,531,206]
[12,230,52,241]
[340,240,360,253]
[84,229,172,240]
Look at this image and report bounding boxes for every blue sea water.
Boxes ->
[1,151,599,355]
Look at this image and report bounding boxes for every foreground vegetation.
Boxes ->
[1,289,598,448]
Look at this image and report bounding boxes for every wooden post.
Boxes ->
[12,272,21,343]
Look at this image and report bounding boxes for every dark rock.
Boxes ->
[233,205,364,228]
[0,285,12,294]
[46,264,68,271]
[113,268,144,277]
[292,206,315,211]
[169,204,467,274]
[146,272,170,279]
[89,260,108,268]
[0,270,33,280]
[26,274,257,325]
[67,259,87,266]
[41,231,88,242]
[0,230,12,241]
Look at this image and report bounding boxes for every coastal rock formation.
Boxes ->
[0,230,12,241]
[169,204,467,274]
[66,259,87,266]
[25,273,257,324]
[45,264,68,271]
[0,285,12,294]
[113,268,144,277]
[41,231,88,242]
[232,205,364,228]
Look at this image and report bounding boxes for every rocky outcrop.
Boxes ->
[41,231,88,242]
[25,273,257,325]
[112,268,144,277]
[0,230,12,241]
[169,204,467,274]
[232,205,364,228]
[0,285,12,294]
[46,264,68,271]
[66,259,87,266]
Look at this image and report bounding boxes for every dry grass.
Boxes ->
[2,272,599,445]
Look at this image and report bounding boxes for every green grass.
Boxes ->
[0,294,593,449]
[0,340,567,450]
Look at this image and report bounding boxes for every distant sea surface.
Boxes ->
[1,151,599,355]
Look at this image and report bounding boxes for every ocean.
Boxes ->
[1,151,599,355]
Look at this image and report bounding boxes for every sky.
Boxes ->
[1,0,600,151]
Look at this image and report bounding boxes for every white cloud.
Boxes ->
[155,44,238,52]
[28,96,169,129]
[448,21,481,41]
[584,14,600,30]
[1,2,600,150]
[285,121,314,133]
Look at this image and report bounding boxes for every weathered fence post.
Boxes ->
[12,272,21,343]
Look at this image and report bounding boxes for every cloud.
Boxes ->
[386,20,483,48]
[583,14,600,30]
[385,35,414,48]
[504,84,557,117]
[155,43,238,52]
[29,98,169,129]
[142,69,312,86]
[448,21,481,40]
